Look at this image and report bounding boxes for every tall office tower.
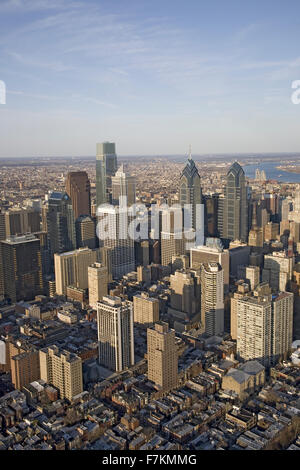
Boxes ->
[222,162,248,242]
[46,192,76,258]
[200,263,224,336]
[54,247,100,295]
[272,292,293,363]
[237,265,260,290]
[96,296,134,372]
[96,142,118,207]
[262,251,293,292]
[40,346,83,401]
[161,231,186,267]
[190,243,230,292]
[65,171,91,219]
[147,321,178,392]
[112,165,136,206]
[179,152,202,230]
[88,263,108,309]
[169,270,200,318]
[133,292,160,326]
[0,234,43,303]
[99,246,113,282]
[75,215,96,249]
[11,349,40,390]
[264,221,279,240]
[135,240,150,267]
[137,265,151,283]
[248,202,263,247]
[281,198,292,221]
[97,206,135,279]
[204,194,218,237]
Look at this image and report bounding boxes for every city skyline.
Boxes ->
[1,0,300,157]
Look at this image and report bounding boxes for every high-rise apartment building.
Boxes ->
[97,206,135,279]
[65,171,91,219]
[221,162,248,242]
[133,292,159,326]
[40,346,83,401]
[272,292,294,362]
[236,285,293,367]
[97,296,134,372]
[96,142,118,207]
[112,165,136,206]
[54,247,100,295]
[147,321,178,392]
[46,192,76,258]
[88,263,108,309]
[11,350,40,390]
[200,262,224,336]
[0,234,43,303]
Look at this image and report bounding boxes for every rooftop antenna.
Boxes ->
[188,144,192,160]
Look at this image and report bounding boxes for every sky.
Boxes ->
[0,0,300,158]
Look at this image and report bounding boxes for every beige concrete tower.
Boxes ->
[133,292,159,326]
[88,262,108,309]
[40,346,83,401]
[147,321,178,392]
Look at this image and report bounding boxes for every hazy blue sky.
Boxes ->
[0,0,300,157]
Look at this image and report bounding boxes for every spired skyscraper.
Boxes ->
[179,150,202,230]
[221,162,248,242]
[111,165,136,206]
[96,142,118,207]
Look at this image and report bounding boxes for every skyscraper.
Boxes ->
[221,162,248,242]
[200,262,224,336]
[169,270,200,319]
[179,151,202,230]
[65,171,91,219]
[112,164,136,206]
[97,296,134,372]
[46,192,76,258]
[0,234,43,303]
[88,262,108,309]
[236,289,272,367]
[147,321,178,392]
[54,246,100,295]
[97,205,135,279]
[96,142,118,207]
[75,215,96,249]
[248,202,263,247]
[133,292,160,326]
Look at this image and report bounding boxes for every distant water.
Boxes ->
[244,161,300,183]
